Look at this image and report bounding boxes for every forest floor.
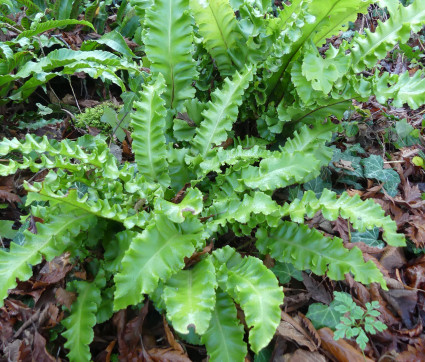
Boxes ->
[0,4,425,362]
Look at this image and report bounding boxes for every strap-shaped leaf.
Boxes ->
[25,185,148,229]
[190,0,243,76]
[281,189,406,246]
[17,19,95,39]
[201,289,247,362]
[374,70,425,110]
[256,221,387,289]
[0,206,97,307]
[350,0,425,72]
[143,0,197,109]
[307,0,373,47]
[191,65,255,158]
[262,0,372,102]
[163,257,217,335]
[206,191,280,233]
[113,215,204,310]
[280,121,336,165]
[62,271,105,362]
[223,255,284,353]
[241,151,321,191]
[0,135,119,179]
[131,75,170,186]
[155,187,203,223]
[199,144,272,174]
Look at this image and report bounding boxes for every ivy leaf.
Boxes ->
[0,220,17,239]
[306,301,343,330]
[351,227,385,249]
[361,155,400,197]
[271,261,303,284]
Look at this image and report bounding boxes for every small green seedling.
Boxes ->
[333,292,387,351]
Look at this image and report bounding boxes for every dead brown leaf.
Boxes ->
[146,347,192,362]
[55,288,76,310]
[33,331,57,362]
[163,316,184,354]
[278,312,319,351]
[283,349,326,362]
[318,327,374,362]
[0,189,21,204]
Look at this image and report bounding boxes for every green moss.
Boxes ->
[75,102,123,133]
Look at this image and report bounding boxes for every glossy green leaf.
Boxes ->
[201,289,247,362]
[113,215,204,310]
[163,257,217,335]
[257,221,387,289]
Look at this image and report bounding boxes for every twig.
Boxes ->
[67,75,81,113]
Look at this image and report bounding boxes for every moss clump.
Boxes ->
[75,102,123,133]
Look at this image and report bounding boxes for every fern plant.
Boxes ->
[1,0,424,360]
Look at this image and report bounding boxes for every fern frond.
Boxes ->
[256,221,387,288]
[218,252,283,353]
[0,206,97,307]
[201,289,247,362]
[206,191,280,232]
[0,135,119,179]
[17,20,95,39]
[199,144,272,174]
[15,0,41,15]
[191,65,255,158]
[281,189,406,246]
[25,184,149,229]
[280,121,336,165]
[155,187,203,223]
[190,0,244,76]
[241,151,321,191]
[62,270,105,362]
[307,0,373,47]
[131,75,170,186]
[350,0,425,72]
[374,70,425,110]
[113,215,204,310]
[163,257,217,335]
[143,0,197,109]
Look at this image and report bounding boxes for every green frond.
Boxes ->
[17,20,95,39]
[25,184,149,229]
[307,0,373,47]
[374,70,425,110]
[201,289,247,362]
[0,135,119,179]
[206,191,280,232]
[163,257,217,335]
[222,254,283,353]
[15,0,40,15]
[143,0,197,109]
[190,0,244,76]
[256,221,387,288]
[280,121,337,165]
[113,215,204,310]
[0,206,97,307]
[281,189,406,246]
[241,151,322,191]
[191,65,255,158]
[131,75,170,186]
[350,0,425,72]
[62,271,105,362]
[199,144,272,174]
[155,187,203,223]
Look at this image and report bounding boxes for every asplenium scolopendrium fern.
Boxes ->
[1,0,424,360]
